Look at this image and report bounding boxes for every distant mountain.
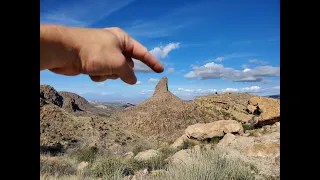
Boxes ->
[40,85,120,118]
[265,94,280,99]
[40,84,144,153]
[87,100,102,105]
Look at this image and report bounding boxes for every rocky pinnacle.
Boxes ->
[153,76,169,96]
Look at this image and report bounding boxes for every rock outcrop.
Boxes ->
[153,77,169,95]
[134,149,160,161]
[247,96,280,127]
[185,120,244,140]
[194,93,256,123]
[216,123,280,178]
[59,91,91,112]
[40,85,64,107]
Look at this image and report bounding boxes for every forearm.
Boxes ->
[40,24,78,70]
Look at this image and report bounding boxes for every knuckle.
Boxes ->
[110,27,124,34]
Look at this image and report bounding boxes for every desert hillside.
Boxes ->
[40,78,280,180]
[40,85,148,155]
[194,93,257,123]
[112,77,224,142]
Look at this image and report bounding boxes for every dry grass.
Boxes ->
[40,174,95,180]
[151,147,256,180]
[41,146,257,180]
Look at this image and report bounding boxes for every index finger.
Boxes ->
[125,37,164,73]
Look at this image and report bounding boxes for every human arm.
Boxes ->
[40,24,164,84]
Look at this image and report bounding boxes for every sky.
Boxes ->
[40,0,280,103]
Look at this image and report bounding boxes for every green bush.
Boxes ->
[72,146,98,163]
[207,136,222,145]
[182,139,199,149]
[91,158,128,179]
[242,124,255,131]
[158,147,178,158]
[132,142,156,155]
[141,155,168,171]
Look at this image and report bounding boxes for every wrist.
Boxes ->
[40,24,80,71]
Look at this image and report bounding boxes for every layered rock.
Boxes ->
[185,120,244,140]
[247,96,280,127]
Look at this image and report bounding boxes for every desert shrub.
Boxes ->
[71,146,98,163]
[151,170,168,177]
[40,161,77,176]
[132,141,156,155]
[40,144,64,156]
[124,158,145,172]
[132,144,145,155]
[181,139,199,149]
[91,157,128,179]
[207,136,223,145]
[151,147,256,180]
[140,155,168,171]
[242,123,255,131]
[126,148,176,172]
[158,147,178,158]
[261,175,280,180]
[40,174,96,180]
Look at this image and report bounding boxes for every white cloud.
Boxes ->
[133,60,154,73]
[168,68,175,73]
[140,90,154,95]
[242,86,261,93]
[134,42,180,73]
[124,2,210,38]
[177,88,217,94]
[243,68,251,72]
[248,59,268,65]
[223,53,256,60]
[96,82,105,87]
[205,53,256,64]
[40,0,135,27]
[242,64,248,69]
[150,43,180,59]
[273,86,280,90]
[184,62,280,82]
[101,92,115,95]
[222,86,279,94]
[77,91,95,95]
[174,85,279,97]
[135,81,143,85]
[148,78,159,83]
[248,59,258,63]
[221,88,239,93]
[259,61,268,65]
[215,57,224,62]
[231,40,252,45]
[261,79,273,83]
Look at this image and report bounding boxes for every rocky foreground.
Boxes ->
[40,76,280,180]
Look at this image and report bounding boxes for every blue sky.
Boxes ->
[40,0,280,103]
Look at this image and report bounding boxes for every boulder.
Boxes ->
[185,120,244,140]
